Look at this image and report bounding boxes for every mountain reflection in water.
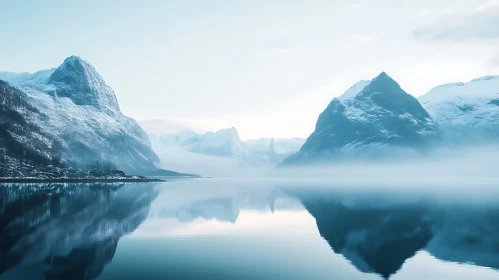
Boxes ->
[286,187,499,279]
[1,180,499,280]
[0,183,158,280]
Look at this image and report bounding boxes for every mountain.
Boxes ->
[138,119,201,135]
[283,72,438,165]
[0,56,165,175]
[244,137,305,155]
[243,137,305,165]
[0,80,62,169]
[157,127,264,166]
[418,75,499,145]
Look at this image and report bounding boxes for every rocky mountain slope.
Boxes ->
[283,72,438,165]
[0,56,164,175]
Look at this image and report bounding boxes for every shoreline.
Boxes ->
[0,178,166,183]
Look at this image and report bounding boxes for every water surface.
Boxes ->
[1,179,499,279]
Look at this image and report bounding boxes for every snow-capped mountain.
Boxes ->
[419,75,499,145]
[0,56,160,173]
[157,127,264,166]
[154,128,306,167]
[283,72,438,165]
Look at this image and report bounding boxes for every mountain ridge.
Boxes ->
[0,56,190,177]
[283,72,438,165]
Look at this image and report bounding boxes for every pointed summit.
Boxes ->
[374,71,390,80]
[363,72,403,96]
[282,72,436,165]
[338,73,401,104]
[267,138,276,154]
[48,56,120,112]
[63,55,84,63]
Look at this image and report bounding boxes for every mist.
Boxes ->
[153,143,499,186]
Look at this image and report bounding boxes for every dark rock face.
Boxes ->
[0,183,158,279]
[0,81,63,169]
[283,72,437,164]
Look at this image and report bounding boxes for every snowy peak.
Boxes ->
[204,127,241,143]
[338,80,370,102]
[418,74,499,143]
[157,127,262,165]
[358,72,430,119]
[48,56,120,111]
[0,56,161,173]
[421,75,499,101]
[283,72,436,164]
[338,72,408,105]
[471,75,499,82]
[360,72,405,98]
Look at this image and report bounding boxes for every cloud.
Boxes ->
[439,8,455,15]
[349,34,374,44]
[411,12,499,42]
[491,55,499,66]
[349,3,359,9]
[476,0,499,12]
[418,9,431,17]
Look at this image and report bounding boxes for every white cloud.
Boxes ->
[351,34,374,44]
[491,54,499,66]
[349,3,359,9]
[476,0,499,12]
[440,8,455,15]
[419,9,431,17]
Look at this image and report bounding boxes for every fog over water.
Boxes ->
[152,142,499,184]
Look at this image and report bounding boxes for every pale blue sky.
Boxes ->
[1,0,498,139]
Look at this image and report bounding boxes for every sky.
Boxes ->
[1,0,498,139]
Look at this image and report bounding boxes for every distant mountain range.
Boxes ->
[282,72,499,165]
[0,56,190,178]
[152,127,305,167]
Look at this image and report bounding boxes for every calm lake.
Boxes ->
[1,178,499,280]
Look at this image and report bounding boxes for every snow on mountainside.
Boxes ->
[418,75,499,144]
[156,127,264,166]
[0,56,160,173]
[283,72,438,165]
[153,128,305,168]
